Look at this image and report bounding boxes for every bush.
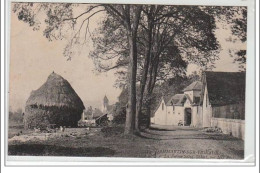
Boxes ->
[9,109,24,126]
[112,102,126,124]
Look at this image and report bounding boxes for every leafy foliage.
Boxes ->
[90,11,129,73]
[91,5,220,87]
[112,102,126,124]
[203,6,247,70]
[9,108,24,126]
[12,3,247,129]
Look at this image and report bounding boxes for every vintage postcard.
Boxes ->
[6,0,255,165]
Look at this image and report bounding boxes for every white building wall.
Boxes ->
[197,106,203,127]
[152,102,186,126]
[173,106,184,125]
[202,84,212,127]
[166,106,174,125]
[188,106,203,127]
[211,118,245,140]
[152,102,185,126]
[152,99,167,125]
[191,106,197,127]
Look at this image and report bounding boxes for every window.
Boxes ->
[162,103,164,110]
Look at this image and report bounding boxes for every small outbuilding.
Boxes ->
[24,72,85,129]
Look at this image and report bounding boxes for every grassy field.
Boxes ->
[8,124,32,139]
[8,125,244,159]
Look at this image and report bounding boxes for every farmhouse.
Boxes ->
[151,71,246,139]
[151,81,202,126]
[24,72,85,129]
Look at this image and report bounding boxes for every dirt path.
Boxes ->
[8,126,244,159]
[138,126,244,159]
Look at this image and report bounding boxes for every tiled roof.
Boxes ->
[166,94,186,106]
[183,81,202,92]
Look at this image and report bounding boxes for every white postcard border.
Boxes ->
[3,0,257,166]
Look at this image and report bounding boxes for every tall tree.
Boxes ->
[13,3,142,134]
[105,5,142,134]
[94,5,220,130]
[136,6,219,128]
[12,3,245,132]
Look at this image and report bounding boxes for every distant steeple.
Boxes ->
[102,95,109,113]
[103,95,109,105]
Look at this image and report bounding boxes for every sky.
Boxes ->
[8,3,246,111]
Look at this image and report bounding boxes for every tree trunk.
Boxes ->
[145,73,156,128]
[144,50,160,128]
[135,18,153,132]
[124,6,142,134]
[124,35,138,134]
[135,51,150,132]
[144,56,155,128]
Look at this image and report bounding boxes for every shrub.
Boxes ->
[112,102,126,124]
[9,109,24,126]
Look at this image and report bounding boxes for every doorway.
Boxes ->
[184,108,192,126]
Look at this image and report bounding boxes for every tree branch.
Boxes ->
[63,5,103,21]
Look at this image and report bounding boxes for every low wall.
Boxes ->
[211,118,245,140]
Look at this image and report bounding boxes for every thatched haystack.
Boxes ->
[24,72,85,129]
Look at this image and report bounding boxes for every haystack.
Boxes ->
[24,72,85,129]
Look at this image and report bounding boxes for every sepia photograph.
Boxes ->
[7,1,249,161]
